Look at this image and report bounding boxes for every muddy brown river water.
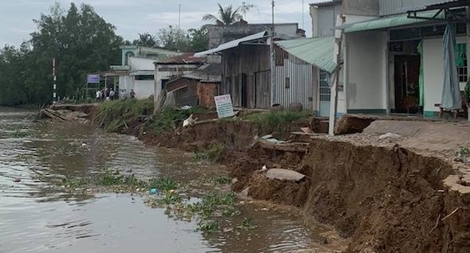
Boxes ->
[0,107,345,253]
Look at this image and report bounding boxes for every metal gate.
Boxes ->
[319,70,331,117]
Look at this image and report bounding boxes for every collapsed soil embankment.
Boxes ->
[230,137,470,253]
[43,102,470,252]
[102,106,470,252]
[153,117,470,253]
[148,119,257,152]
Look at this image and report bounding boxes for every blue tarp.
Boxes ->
[441,23,462,110]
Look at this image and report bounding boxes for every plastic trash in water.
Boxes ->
[149,188,158,195]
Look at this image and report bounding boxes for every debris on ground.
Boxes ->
[183,114,197,127]
[265,169,305,182]
[41,106,90,123]
[378,132,402,140]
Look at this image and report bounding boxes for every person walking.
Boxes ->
[130,89,136,99]
[109,88,115,101]
[96,89,102,102]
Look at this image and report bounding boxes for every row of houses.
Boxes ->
[194,0,470,120]
[107,0,470,129]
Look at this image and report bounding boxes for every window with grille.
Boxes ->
[319,70,331,102]
[456,43,467,83]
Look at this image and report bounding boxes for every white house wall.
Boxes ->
[274,58,315,110]
[118,75,133,98]
[129,57,155,70]
[134,80,154,100]
[345,31,388,113]
[422,36,469,115]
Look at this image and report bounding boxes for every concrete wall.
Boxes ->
[118,75,133,98]
[129,57,155,71]
[422,36,469,114]
[345,31,388,112]
[310,3,343,37]
[344,0,379,16]
[134,80,154,100]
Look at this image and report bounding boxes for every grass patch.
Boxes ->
[193,143,225,163]
[97,99,154,132]
[245,110,311,138]
[61,169,153,191]
[11,129,30,138]
[97,99,209,136]
[237,217,257,231]
[147,190,245,233]
[202,176,232,185]
[157,190,183,205]
[148,177,179,191]
[151,107,207,135]
[198,220,219,233]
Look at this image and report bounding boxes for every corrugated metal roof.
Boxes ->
[275,37,337,73]
[194,31,268,57]
[310,0,341,7]
[178,63,222,83]
[344,10,443,33]
[155,52,205,64]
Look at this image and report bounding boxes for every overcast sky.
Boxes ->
[0,0,326,47]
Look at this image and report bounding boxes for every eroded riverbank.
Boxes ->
[41,101,470,252]
[1,107,346,253]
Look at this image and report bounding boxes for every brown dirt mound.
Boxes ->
[234,137,470,253]
[153,120,256,152]
[335,114,378,135]
[246,171,309,207]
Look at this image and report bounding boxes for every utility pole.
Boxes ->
[177,3,181,52]
[178,4,181,31]
[270,0,276,106]
[52,58,57,103]
[302,0,305,29]
[329,15,344,136]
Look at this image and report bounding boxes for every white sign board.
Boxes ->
[214,94,235,119]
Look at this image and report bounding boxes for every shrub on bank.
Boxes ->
[97,99,154,132]
[245,110,311,138]
[97,99,207,135]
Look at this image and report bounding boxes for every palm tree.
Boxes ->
[202,3,243,26]
[135,33,157,48]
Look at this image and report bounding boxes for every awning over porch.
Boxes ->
[342,10,444,33]
[275,36,337,73]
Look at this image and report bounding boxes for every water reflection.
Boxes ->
[0,107,345,253]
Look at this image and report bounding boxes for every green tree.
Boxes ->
[0,2,124,106]
[187,28,209,52]
[156,27,209,52]
[202,3,243,26]
[133,33,158,48]
[156,25,189,51]
[240,2,255,20]
[0,45,28,106]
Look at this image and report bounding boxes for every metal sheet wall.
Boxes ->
[221,45,271,108]
[274,54,315,110]
[379,0,446,16]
